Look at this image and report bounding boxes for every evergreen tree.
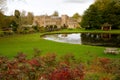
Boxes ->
[81,0,120,29]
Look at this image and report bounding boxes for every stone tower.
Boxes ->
[61,15,68,26]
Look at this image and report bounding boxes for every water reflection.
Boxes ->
[101,33,111,40]
[44,33,81,44]
[43,33,120,47]
[81,33,120,47]
[61,34,68,37]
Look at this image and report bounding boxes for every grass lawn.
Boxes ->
[0,29,120,61]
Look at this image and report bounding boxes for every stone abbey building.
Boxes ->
[34,15,81,29]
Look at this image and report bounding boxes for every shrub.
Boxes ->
[0,51,120,80]
[0,31,4,37]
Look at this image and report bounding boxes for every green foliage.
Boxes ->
[81,0,120,29]
[102,0,120,29]
[0,1,34,33]
[13,9,21,32]
[0,12,4,28]
[12,10,34,33]
[81,4,103,29]
[0,10,18,32]
[0,13,15,30]
[14,10,20,19]
[32,25,39,32]
[10,20,18,32]
[52,11,59,16]
[27,12,34,25]
[72,13,81,19]
[0,30,4,36]
[0,30,120,59]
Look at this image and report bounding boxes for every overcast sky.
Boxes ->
[6,0,95,16]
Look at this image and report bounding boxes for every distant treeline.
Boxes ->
[0,10,34,32]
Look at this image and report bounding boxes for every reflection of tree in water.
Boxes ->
[61,34,68,37]
[44,33,120,47]
[81,33,120,47]
[101,33,111,40]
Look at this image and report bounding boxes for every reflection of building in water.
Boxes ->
[61,34,68,37]
[44,33,120,47]
[101,33,111,40]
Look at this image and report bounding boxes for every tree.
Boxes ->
[27,12,34,25]
[0,0,6,29]
[14,10,20,19]
[72,13,81,19]
[21,10,27,25]
[21,10,26,17]
[81,4,102,29]
[13,10,21,32]
[0,0,6,13]
[81,0,120,29]
[102,0,120,29]
[52,11,59,16]
[0,0,23,32]
[0,0,23,13]
[0,12,4,29]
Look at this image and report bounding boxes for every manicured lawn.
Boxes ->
[0,29,120,61]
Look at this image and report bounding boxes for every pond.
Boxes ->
[43,33,120,47]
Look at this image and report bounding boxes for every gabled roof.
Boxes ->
[102,23,112,27]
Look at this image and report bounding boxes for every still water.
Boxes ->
[43,33,120,47]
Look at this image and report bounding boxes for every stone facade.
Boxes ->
[67,18,80,29]
[34,14,81,29]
